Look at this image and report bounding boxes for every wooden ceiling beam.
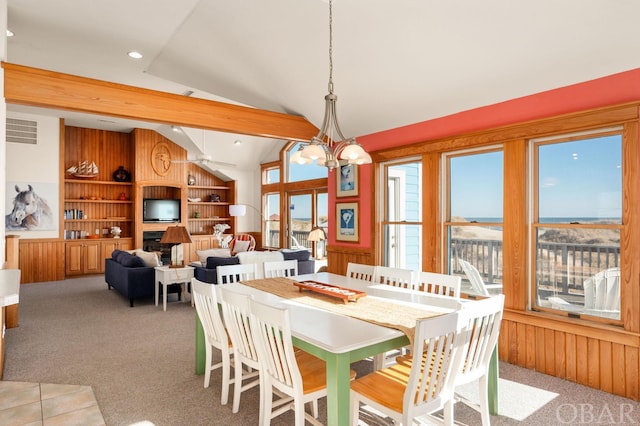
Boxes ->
[2,62,318,141]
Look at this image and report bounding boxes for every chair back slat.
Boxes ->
[373,265,414,289]
[415,271,461,299]
[263,259,298,278]
[346,262,376,282]
[249,299,302,392]
[457,294,505,381]
[220,288,260,366]
[217,263,257,284]
[191,278,227,347]
[402,311,466,422]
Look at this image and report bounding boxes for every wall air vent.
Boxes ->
[6,118,38,144]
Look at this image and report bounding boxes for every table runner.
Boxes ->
[240,277,445,345]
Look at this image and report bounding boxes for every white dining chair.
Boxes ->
[249,298,356,426]
[217,263,257,284]
[453,294,505,426]
[373,265,414,289]
[263,259,298,278]
[191,278,233,404]
[350,311,467,426]
[219,288,263,421]
[414,271,461,299]
[395,294,505,426]
[346,262,376,281]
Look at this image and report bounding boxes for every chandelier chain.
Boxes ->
[328,0,334,94]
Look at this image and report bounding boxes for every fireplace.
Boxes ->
[142,231,171,265]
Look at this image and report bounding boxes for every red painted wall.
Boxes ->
[329,68,640,248]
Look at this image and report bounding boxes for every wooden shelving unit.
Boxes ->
[186,165,235,237]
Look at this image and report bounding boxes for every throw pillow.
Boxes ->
[281,249,311,261]
[119,252,146,268]
[111,249,125,263]
[206,256,240,270]
[133,250,162,267]
[232,240,251,254]
[197,248,232,264]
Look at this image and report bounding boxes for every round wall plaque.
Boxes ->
[151,142,172,176]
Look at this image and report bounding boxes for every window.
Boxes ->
[532,129,622,321]
[445,149,504,296]
[264,193,280,248]
[381,160,422,271]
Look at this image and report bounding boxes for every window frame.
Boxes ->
[529,127,624,324]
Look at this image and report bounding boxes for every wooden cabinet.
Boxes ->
[65,240,103,275]
[185,235,219,264]
[186,164,235,237]
[102,238,134,258]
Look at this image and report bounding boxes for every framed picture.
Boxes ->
[336,163,358,197]
[336,202,359,242]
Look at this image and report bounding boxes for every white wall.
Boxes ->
[5,111,60,239]
[1,0,8,264]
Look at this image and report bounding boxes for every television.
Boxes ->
[143,199,181,223]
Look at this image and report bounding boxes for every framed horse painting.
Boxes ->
[5,182,58,231]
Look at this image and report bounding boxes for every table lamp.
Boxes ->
[160,225,193,268]
[307,226,327,259]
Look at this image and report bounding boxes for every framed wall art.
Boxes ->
[336,202,359,242]
[336,163,358,197]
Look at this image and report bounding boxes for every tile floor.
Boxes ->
[0,381,105,425]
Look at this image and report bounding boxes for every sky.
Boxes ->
[450,135,622,220]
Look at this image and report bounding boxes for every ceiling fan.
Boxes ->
[171,154,236,168]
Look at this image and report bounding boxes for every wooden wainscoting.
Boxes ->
[326,245,375,275]
[19,239,66,283]
[500,310,640,400]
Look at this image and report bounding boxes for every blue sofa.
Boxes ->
[193,249,315,284]
[105,250,180,307]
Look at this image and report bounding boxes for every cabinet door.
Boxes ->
[84,241,102,274]
[65,242,84,276]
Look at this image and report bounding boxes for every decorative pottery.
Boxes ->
[187,174,196,185]
[112,166,131,182]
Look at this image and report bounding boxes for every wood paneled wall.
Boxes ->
[18,239,65,283]
[501,311,640,400]
[326,245,375,275]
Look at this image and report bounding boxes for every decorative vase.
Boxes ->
[187,174,196,185]
[112,166,131,182]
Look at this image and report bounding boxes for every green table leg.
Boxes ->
[324,352,352,426]
[488,347,499,415]
[195,313,205,375]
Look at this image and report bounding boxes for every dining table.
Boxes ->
[194,272,498,425]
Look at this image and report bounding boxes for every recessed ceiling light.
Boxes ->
[127,51,143,59]
[234,140,242,146]
[171,126,182,133]
[6,29,14,37]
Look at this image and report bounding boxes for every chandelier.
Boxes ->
[291,0,372,170]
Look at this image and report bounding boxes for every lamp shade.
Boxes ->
[160,225,193,244]
[229,204,247,217]
[307,227,327,242]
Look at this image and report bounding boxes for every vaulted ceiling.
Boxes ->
[6,0,640,171]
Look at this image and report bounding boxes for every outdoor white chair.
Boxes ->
[459,259,502,297]
[585,267,620,312]
[249,298,355,426]
[414,271,461,299]
[373,265,414,289]
[263,259,298,278]
[548,267,620,318]
[350,311,467,426]
[191,278,233,404]
[346,262,376,281]
[217,263,257,285]
[219,288,263,421]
